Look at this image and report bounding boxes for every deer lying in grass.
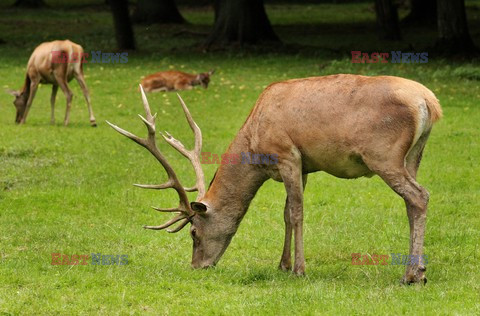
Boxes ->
[8,40,96,126]
[108,74,442,284]
[140,70,214,92]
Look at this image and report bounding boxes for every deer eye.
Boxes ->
[191,229,197,238]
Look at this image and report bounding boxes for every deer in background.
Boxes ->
[108,74,442,284]
[140,69,214,92]
[8,40,96,126]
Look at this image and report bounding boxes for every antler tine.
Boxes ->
[160,94,206,200]
[166,218,190,233]
[143,214,188,230]
[183,186,198,192]
[150,206,182,212]
[106,121,145,147]
[133,182,173,190]
[177,93,206,199]
[139,84,154,122]
[176,94,202,153]
[107,85,196,233]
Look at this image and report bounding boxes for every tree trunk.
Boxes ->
[110,0,136,50]
[436,0,477,55]
[403,0,437,25]
[13,0,45,7]
[206,0,279,47]
[131,0,185,24]
[374,0,402,40]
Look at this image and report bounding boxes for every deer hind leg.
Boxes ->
[19,78,40,124]
[405,130,431,180]
[50,85,58,125]
[278,151,306,275]
[369,157,429,284]
[279,174,307,272]
[57,81,73,126]
[53,65,73,126]
[74,70,96,127]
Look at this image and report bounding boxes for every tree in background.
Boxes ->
[374,0,401,40]
[436,0,477,55]
[131,0,185,24]
[205,0,279,47]
[402,0,436,25]
[109,0,136,50]
[13,0,45,7]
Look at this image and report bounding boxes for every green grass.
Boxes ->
[1,2,480,315]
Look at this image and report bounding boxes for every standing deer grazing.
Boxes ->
[108,74,442,284]
[140,70,214,92]
[8,40,96,126]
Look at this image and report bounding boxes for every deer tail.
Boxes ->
[424,89,443,123]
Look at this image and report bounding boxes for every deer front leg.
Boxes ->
[279,174,307,272]
[279,196,293,271]
[50,85,58,125]
[19,79,40,124]
[174,81,193,91]
[150,87,169,93]
[279,156,305,275]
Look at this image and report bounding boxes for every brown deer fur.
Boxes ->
[195,74,441,282]
[141,70,214,92]
[8,40,96,126]
[112,74,442,285]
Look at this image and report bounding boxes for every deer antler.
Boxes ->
[106,85,205,233]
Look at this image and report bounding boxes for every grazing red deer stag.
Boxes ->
[140,70,214,92]
[108,74,442,284]
[8,40,96,126]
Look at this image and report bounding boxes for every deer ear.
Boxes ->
[191,202,207,213]
[208,69,215,75]
[6,89,20,97]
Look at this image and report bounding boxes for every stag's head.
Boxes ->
[107,85,232,269]
[7,90,27,124]
[197,69,215,89]
[188,201,239,268]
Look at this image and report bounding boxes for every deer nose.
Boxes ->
[191,261,215,269]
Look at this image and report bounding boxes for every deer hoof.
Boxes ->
[293,265,305,276]
[401,267,427,285]
[401,276,427,285]
[278,261,291,272]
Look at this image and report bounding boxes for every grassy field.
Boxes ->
[1,1,480,315]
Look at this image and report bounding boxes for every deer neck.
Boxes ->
[203,132,268,222]
[192,75,201,86]
[21,74,31,100]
